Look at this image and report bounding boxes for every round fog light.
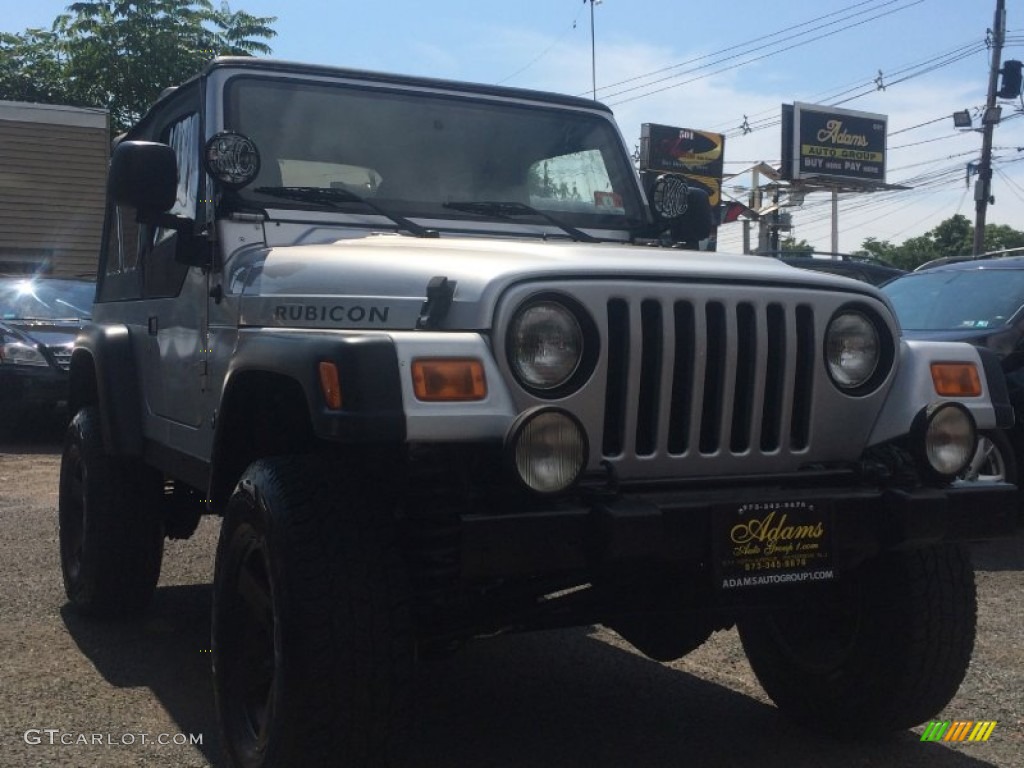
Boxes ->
[923,403,976,477]
[507,408,588,494]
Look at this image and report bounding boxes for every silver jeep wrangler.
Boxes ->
[60,57,1018,767]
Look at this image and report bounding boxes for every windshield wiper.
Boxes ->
[442,201,600,243]
[255,186,438,239]
[11,317,83,322]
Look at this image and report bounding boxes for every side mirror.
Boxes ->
[108,141,177,215]
[109,140,210,269]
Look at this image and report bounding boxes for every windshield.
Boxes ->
[0,278,94,320]
[224,76,645,232]
[883,269,1024,331]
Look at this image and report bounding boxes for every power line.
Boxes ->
[605,0,925,106]
[722,40,987,138]
[495,2,588,85]
[589,0,887,96]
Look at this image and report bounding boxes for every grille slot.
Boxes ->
[666,302,695,454]
[791,304,815,450]
[602,299,630,457]
[601,297,816,462]
[635,299,663,456]
[47,345,72,371]
[731,302,757,453]
[699,302,727,454]
[760,303,786,451]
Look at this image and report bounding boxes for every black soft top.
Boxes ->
[150,56,612,116]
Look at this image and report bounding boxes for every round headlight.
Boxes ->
[509,301,583,391]
[507,408,589,494]
[826,311,880,390]
[923,403,976,477]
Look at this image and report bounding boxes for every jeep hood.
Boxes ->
[237,233,882,330]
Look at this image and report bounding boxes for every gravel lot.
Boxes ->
[1,426,1021,768]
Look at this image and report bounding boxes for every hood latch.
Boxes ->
[417,276,457,330]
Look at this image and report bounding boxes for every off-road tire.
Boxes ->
[58,406,164,616]
[738,543,976,735]
[213,456,414,768]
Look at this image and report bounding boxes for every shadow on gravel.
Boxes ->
[60,584,220,765]
[412,628,1004,768]
[971,530,1024,571]
[0,408,66,453]
[59,588,1004,768]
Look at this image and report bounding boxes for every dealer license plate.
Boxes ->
[715,499,835,590]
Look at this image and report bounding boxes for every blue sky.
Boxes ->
[4,0,1023,253]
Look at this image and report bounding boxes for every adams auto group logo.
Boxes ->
[921,720,997,742]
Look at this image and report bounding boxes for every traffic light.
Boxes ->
[998,60,1023,100]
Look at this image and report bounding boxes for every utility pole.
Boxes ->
[589,0,601,100]
[750,165,762,254]
[973,0,1005,256]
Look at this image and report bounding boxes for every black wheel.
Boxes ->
[213,456,414,768]
[956,429,1018,485]
[738,543,976,735]
[58,406,164,616]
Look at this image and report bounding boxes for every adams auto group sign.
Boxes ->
[782,102,887,184]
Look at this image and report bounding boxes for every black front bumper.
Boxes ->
[460,482,1019,581]
[0,365,68,413]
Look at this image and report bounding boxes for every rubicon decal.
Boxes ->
[272,304,390,324]
[920,720,997,742]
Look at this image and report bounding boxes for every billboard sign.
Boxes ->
[639,123,725,206]
[782,103,886,184]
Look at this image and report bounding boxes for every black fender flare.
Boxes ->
[69,324,144,456]
[219,330,406,444]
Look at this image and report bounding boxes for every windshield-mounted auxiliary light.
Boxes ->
[651,173,690,219]
[204,131,260,189]
[913,402,977,479]
[505,407,588,495]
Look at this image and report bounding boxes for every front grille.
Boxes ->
[602,297,816,461]
[47,345,72,371]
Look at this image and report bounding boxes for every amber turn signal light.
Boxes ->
[930,362,982,397]
[412,359,487,401]
[318,361,343,409]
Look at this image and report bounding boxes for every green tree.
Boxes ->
[889,234,938,271]
[854,236,900,264]
[857,215,1024,270]
[778,236,813,255]
[983,223,1024,254]
[929,214,972,257]
[0,1,276,133]
[0,28,67,104]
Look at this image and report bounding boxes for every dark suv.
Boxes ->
[775,252,905,286]
[0,276,94,424]
[884,255,1024,486]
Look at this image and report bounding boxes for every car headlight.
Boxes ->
[0,341,48,367]
[506,407,589,494]
[825,311,880,390]
[508,300,584,391]
[916,402,977,478]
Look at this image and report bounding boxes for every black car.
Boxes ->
[0,276,94,422]
[775,252,906,286]
[883,256,1024,486]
